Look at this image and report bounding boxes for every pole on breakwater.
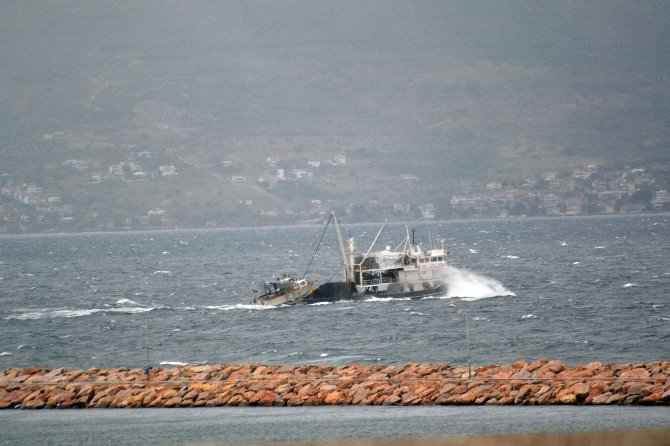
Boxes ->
[144,309,152,382]
[466,305,472,378]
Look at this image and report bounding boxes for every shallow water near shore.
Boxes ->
[1,406,669,445]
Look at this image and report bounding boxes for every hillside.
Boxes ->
[1,1,669,230]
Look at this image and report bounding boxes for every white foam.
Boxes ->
[622,283,637,288]
[572,261,581,265]
[320,353,330,357]
[560,242,567,246]
[365,296,411,302]
[0,352,12,356]
[116,298,140,305]
[594,246,606,249]
[7,309,99,320]
[443,266,515,300]
[6,306,153,320]
[521,314,537,319]
[503,255,519,259]
[308,302,331,306]
[109,307,153,314]
[204,304,270,311]
[152,270,172,275]
[159,361,188,366]
[469,249,478,254]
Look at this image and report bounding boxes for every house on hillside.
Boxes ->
[159,165,177,176]
[419,203,435,219]
[393,202,410,214]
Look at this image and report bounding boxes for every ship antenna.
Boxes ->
[405,226,411,251]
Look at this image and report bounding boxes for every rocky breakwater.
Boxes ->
[1,360,669,409]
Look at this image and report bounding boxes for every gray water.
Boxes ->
[1,406,669,445]
[1,216,669,444]
[1,215,668,369]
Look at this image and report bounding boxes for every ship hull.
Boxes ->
[252,280,316,306]
[305,281,447,303]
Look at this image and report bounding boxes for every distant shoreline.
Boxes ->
[1,212,669,239]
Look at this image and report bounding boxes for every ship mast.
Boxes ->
[331,212,351,282]
[358,219,388,268]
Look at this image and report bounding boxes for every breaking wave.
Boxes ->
[6,307,153,320]
[159,361,189,366]
[365,296,411,302]
[203,304,270,311]
[443,266,515,300]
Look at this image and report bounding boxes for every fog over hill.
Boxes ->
[1,1,669,230]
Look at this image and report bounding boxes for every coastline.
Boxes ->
[1,211,668,238]
[2,360,668,409]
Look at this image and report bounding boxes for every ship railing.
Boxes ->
[362,277,394,286]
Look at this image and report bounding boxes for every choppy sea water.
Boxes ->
[0,215,668,369]
[1,215,669,443]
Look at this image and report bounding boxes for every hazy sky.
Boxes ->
[1,1,668,166]
[2,1,669,74]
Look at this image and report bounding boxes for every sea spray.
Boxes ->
[442,265,515,300]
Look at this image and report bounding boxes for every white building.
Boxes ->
[419,203,435,219]
[159,165,177,176]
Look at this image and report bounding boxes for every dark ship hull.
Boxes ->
[304,281,447,304]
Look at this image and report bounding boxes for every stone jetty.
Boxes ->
[1,360,669,409]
